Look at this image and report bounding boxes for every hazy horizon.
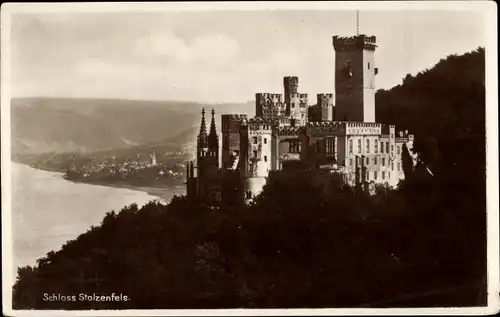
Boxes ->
[10,9,488,104]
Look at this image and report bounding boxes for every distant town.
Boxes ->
[64,150,187,187]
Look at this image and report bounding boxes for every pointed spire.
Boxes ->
[198,108,208,148]
[208,108,218,149]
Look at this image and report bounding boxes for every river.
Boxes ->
[10,162,185,279]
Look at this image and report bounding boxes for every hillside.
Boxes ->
[11,97,253,156]
[12,48,487,309]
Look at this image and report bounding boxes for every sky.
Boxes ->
[9,8,488,104]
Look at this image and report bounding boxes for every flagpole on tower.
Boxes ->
[356,10,359,36]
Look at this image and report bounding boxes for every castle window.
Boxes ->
[264,138,267,144]
[349,158,353,167]
[388,172,391,179]
[326,138,335,156]
[382,158,385,166]
[246,191,252,199]
[366,172,369,180]
[374,157,377,165]
[368,62,370,69]
[253,137,258,144]
[366,157,369,165]
[382,171,385,179]
[397,163,401,171]
[374,140,379,153]
[253,150,258,158]
[391,145,394,152]
[380,142,384,153]
[289,141,300,153]
[391,162,394,170]
[349,139,353,154]
[264,155,267,162]
[386,142,390,153]
[397,146,401,154]
[357,139,361,154]
[366,139,370,153]
[374,171,378,180]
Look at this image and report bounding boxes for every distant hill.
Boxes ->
[11,97,253,157]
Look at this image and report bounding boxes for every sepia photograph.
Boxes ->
[1,1,499,316]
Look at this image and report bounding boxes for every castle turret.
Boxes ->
[333,34,377,123]
[284,76,299,97]
[240,119,274,205]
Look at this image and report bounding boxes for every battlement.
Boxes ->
[288,93,308,98]
[221,114,248,121]
[346,122,382,128]
[317,93,334,99]
[256,93,283,101]
[284,76,299,82]
[277,126,303,136]
[306,121,346,135]
[317,93,334,107]
[332,34,377,51]
[306,121,344,127]
[222,114,248,132]
[381,124,396,134]
[245,118,273,132]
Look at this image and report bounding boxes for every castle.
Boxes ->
[186,34,415,207]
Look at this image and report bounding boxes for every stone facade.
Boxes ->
[186,33,415,206]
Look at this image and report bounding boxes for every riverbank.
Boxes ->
[16,161,185,201]
[62,178,186,201]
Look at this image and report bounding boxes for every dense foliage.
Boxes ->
[13,48,487,309]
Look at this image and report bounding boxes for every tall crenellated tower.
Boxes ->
[240,119,274,205]
[283,76,308,126]
[333,34,378,123]
[221,114,247,170]
[283,76,299,101]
